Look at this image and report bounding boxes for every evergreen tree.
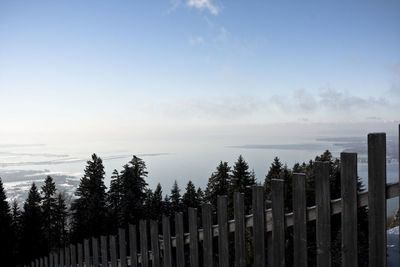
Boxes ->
[11,199,22,264]
[0,178,15,267]
[182,180,201,209]
[205,161,230,208]
[229,155,255,212]
[196,187,204,206]
[119,156,148,226]
[162,194,172,217]
[147,183,163,220]
[20,183,45,265]
[71,154,108,242]
[107,169,123,231]
[54,192,68,248]
[41,176,57,252]
[170,180,182,214]
[264,157,283,200]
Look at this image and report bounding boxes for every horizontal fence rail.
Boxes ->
[27,131,400,267]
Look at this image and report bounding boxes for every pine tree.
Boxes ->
[54,192,68,248]
[162,194,172,217]
[107,169,123,231]
[11,199,21,264]
[205,161,230,208]
[229,155,255,212]
[20,183,45,265]
[71,154,108,242]
[119,156,148,226]
[182,180,201,209]
[41,176,58,252]
[196,187,204,206]
[148,183,163,220]
[264,157,283,200]
[170,180,182,214]
[0,178,15,267]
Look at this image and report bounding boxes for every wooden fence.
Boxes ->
[28,131,400,267]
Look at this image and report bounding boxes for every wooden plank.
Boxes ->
[128,225,138,267]
[341,153,358,267]
[109,236,117,267]
[70,244,77,267]
[217,195,229,267]
[252,186,266,266]
[315,162,331,267]
[118,228,127,267]
[272,179,285,267]
[40,258,43,267]
[100,236,108,267]
[293,173,307,267]
[65,247,70,267]
[60,248,64,267]
[162,216,172,267]
[202,203,213,267]
[36,259,39,267]
[84,239,90,267]
[175,212,185,267]
[54,252,59,267]
[234,192,246,267]
[150,220,161,267]
[77,243,83,267]
[368,133,386,267]
[44,256,48,267]
[49,253,53,267]
[92,237,99,267]
[139,220,149,267]
[188,208,199,267]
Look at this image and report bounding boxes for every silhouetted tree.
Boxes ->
[71,154,108,242]
[147,183,163,220]
[205,161,230,208]
[41,176,58,252]
[182,180,201,209]
[119,156,148,226]
[107,169,123,231]
[170,180,182,214]
[0,178,15,267]
[54,192,68,248]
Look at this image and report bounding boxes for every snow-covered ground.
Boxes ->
[388,226,399,266]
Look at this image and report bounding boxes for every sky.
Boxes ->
[0,0,400,146]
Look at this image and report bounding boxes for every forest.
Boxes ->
[0,151,370,266]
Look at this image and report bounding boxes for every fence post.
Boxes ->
[150,220,161,267]
[84,239,90,267]
[100,236,108,267]
[217,195,229,267]
[139,220,149,267]
[234,192,246,267]
[65,247,70,267]
[315,162,330,267]
[293,173,307,267]
[368,133,386,267]
[252,186,266,266]
[128,225,138,267]
[188,208,199,267]
[341,153,358,267]
[109,235,117,267]
[272,179,285,267]
[175,212,185,267]
[44,256,48,267]
[59,248,64,267]
[54,252,58,267]
[162,216,172,267]
[70,244,76,267]
[119,228,127,267]
[92,237,99,267]
[40,257,43,267]
[202,203,213,267]
[49,253,53,267]
[77,243,83,267]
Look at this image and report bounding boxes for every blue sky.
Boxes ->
[0,0,399,144]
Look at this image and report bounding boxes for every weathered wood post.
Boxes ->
[100,236,108,267]
[341,153,358,267]
[234,192,246,267]
[65,247,70,267]
[188,207,199,267]
[128,225,138,267]
[84,239,90,267]
[175,212,185,267]
[77,243,83,267]
[139,220,149,267]
[368,133,386,267]
[162,216,172,267]
[217,195,229,267]
[59,248,64,267]
[252,185,266,266]
[109,235,117,267]
[150,220,160,267]
[202,203,213,267]
[70,244,77,267]
[92,237,99,267]
[272,179,285,267]
[118,228,127,267]
[315,162,330,267]
[293,173,307,267]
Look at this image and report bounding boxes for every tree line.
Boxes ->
[0,151,369,266]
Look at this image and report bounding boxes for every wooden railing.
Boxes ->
[28,131,400,267]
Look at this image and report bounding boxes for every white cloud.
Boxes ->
[187,0,219,15]
[189,36,205,45]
